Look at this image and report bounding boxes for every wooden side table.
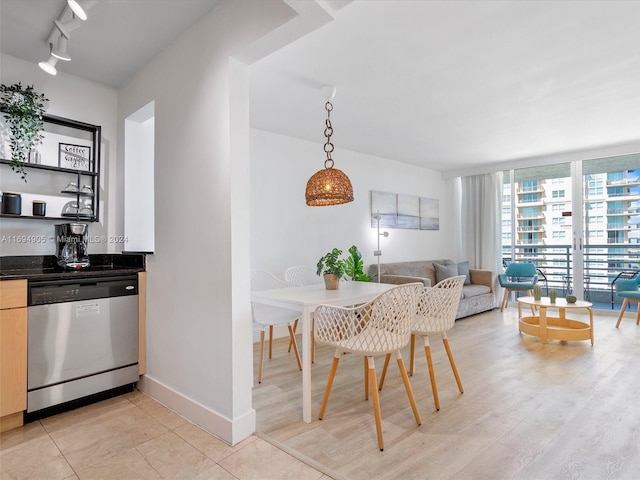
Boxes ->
[517,296,594,345]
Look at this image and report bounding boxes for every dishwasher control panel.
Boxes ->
[29,275,138,305]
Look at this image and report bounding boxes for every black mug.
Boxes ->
[33,200,46,216]
[1,192,22,215]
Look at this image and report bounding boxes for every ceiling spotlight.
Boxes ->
[38,56,59,75]
[51,37,71,61]
[67,0,97,21]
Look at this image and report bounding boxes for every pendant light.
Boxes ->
[305,86,354,206]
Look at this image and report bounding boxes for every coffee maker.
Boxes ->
[55,223,90,269]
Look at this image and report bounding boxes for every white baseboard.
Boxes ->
[137,375,256,446]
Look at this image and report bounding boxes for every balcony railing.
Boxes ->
[502,243,640,308]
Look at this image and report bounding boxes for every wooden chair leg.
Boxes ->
[287,325,302,371]
[636,301,640,325]
[378,353,391,390]
[395,352,422,426]
[442,336,463,394]
[319,355,340,420]
[616,298,629,328]
[423,338,440,411]
[268,325,274,358]
[258,330,265,383]
[409,333,416,376]
[367,356,384,451]
[311,317,316,363]
[500,289,510,312]
[288,318,298,352]
[364,356,369,400]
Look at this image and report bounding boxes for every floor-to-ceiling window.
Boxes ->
[502,154,640,309]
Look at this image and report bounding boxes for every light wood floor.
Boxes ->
[253,306,640,480]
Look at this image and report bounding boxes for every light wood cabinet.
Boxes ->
[0,279,27,432]
[138,272,146,375]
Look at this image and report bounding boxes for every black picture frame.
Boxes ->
[58,142,91,171]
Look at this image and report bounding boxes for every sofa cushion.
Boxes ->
[434,262,458,283]
[461,284,491,299]
[457,261,471,285]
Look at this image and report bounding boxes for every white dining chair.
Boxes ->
[314,282,423,451]
[284,265,322,287]
[251,269,302,383]
[380,276,466,411]
[284,265,322,361]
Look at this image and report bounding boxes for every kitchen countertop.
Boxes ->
[0,254,145,281]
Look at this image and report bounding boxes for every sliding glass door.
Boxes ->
[502,154,640,309]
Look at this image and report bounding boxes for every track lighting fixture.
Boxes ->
[51,37,71,62]
[38,0,97,76]
[67,0,97,21]
[38,56,59,75]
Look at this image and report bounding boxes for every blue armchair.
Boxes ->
[614,276,640,328]
[498,262,538,312]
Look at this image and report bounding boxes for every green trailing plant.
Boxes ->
[316,248,346,279]
[0,83,48,181]
[345,245,371,282]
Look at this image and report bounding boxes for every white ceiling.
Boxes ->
[2,0,639,175]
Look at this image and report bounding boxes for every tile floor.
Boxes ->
[0,389,330,480]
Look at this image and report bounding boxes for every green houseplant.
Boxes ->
[345,245,371,282]
[317,248,346,290]
[0,83,48,181]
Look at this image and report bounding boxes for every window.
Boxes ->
[552,231,566,239]
[552,190,565,198]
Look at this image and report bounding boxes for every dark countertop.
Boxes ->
[0,254,145,281]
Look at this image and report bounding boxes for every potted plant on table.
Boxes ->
[316,248,346,290]
[345,245,371,282]
[0,83,48,181]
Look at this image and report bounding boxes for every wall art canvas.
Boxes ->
[420,197,439,230]
[371,190,439,230]
[397,193,420,229]
[371,190,397,228]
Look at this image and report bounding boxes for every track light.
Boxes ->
[54,18,82,39]
[51,37,71,61]
[67,0,97,21]
[39,56,58,75]
[38,0,97,74]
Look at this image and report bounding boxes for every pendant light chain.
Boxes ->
[323,101,334,169]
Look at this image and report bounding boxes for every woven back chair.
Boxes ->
[379,275,465,411]
[251,269,301,383]
[284,265,322,359]
[314,282,423,451]
[284,265,322,286]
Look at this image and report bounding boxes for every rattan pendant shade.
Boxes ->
[305,167,354,206]
[305,97,354,206]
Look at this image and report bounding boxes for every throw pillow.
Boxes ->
[434,262,458,283]
[457,261,471,285]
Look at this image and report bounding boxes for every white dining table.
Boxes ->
[251,281,396,422]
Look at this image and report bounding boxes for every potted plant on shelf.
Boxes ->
[0,83,48,181]
[345,245,371,282]
[316,248,346,290]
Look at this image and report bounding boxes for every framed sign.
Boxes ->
[58,143,91,171]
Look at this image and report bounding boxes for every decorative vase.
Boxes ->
[533,284,542,301]
[323,273,340,290]
[566,295,577,303]
[549,288,557,303]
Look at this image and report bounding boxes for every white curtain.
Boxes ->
[454,172,504,304]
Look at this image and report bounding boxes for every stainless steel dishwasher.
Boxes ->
[27,275,139,419]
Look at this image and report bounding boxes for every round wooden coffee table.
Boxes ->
[517,296,594,345]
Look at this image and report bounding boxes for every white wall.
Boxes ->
[250,128,456,278]
[118,1,297,445]
[0,54,119,255]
